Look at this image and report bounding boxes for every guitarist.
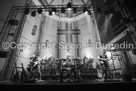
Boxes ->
[31,54,42,81]
[98,51,110,80]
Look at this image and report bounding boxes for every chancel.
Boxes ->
[0,0,136,86]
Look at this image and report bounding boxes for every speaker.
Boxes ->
[113,70,122,80]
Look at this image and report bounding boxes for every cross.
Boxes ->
[58,22,81,52]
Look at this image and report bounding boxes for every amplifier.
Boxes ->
[113,70,122,80]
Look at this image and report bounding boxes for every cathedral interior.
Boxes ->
[0,0,136,86]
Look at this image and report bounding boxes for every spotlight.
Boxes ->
[96,7,102,14]
[73,7,77,14]
[109,7,115,14]
[88,10,92,15]
[67,2,72,9]
[61,7,65,13]
[49,10,52,16]
[31,11,36,17]
[8,19,19,26]
[52,7,57,14]
[83,7,88,13]
[24,8,29,15]
[38,8,43,14]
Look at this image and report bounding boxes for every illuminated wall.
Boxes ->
[15,13,42,69]
[79,14,102,68]
[40,15,57,59]
[59,34,68,59]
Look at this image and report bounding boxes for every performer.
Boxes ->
[98,51,110,80]
[30,54,42,81]
[30,54,36,64]
[43,57,48,70]
[83,55,87,64]
[88,58,94,70]
[28,54,36,74]
[65,56,75,81]
[66,56,74,67]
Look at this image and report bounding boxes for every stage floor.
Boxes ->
[0,78,136,85]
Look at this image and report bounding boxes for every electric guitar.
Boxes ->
[33,55,46,67]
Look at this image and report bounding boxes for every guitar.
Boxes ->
[33,55,46,67]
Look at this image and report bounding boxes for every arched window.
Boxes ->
[31,25,37,36]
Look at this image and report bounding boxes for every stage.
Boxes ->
[0,79,136,86]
